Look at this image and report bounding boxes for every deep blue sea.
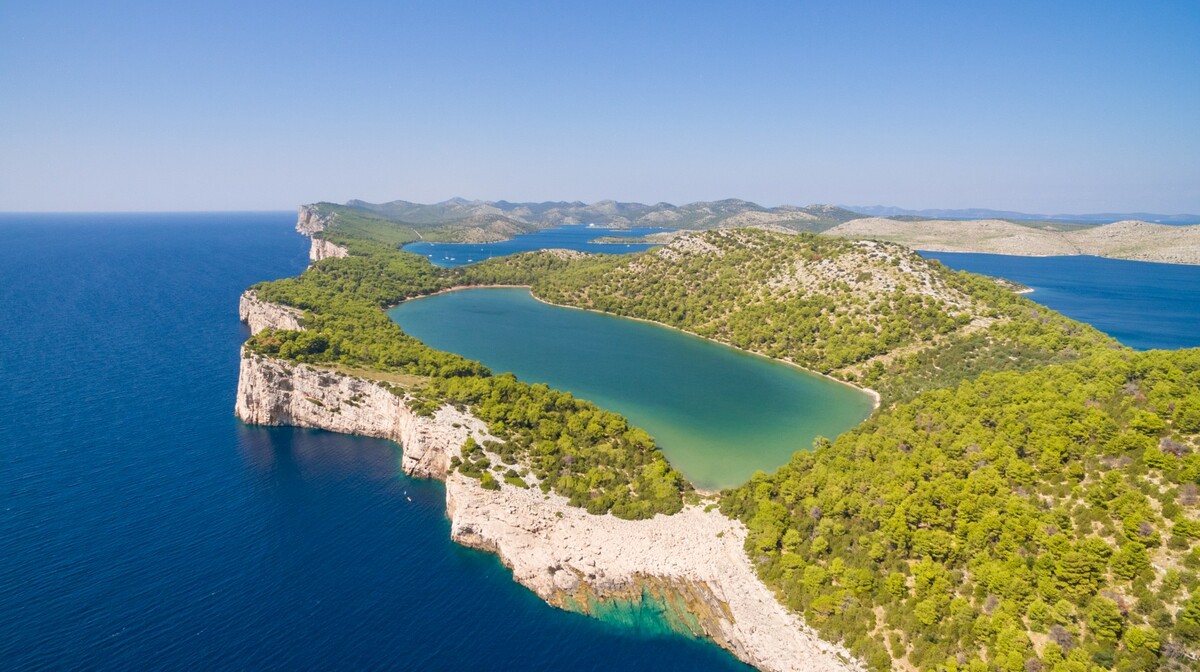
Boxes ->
[923,252,1200,350]
[403,226,665,267]
[0,213,747,671]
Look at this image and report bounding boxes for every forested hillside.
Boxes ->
[721,349,1200,671]
[463,229,1116,404]
[244,223,1200,669]
[245,240,689,520]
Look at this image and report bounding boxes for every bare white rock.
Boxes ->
[309,237,350,261]
[296,204,350,261]
[238,289,303,334]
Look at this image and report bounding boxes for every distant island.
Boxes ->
[845,205,1200,225]
[239,202,1200,672]
[826,217,1200,266]
[305,199,1200,265]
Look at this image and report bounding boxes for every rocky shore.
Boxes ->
[234,283,860,672]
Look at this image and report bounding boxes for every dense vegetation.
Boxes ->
[248,217,1200,669]
[721,349,1200,671]
[245,241,689,519]
[464,229,1116,404]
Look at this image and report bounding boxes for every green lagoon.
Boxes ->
[390,288,874,490]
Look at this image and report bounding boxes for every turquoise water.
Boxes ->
[403,225,666,267]
[390,288,876,490]
[0,213,748,671]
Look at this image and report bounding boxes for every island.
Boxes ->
[237,204,1200,671]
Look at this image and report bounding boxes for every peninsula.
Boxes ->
[236,204,1200,671]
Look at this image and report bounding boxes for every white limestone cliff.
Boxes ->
[296,204,350,261]
[238,289,303,334]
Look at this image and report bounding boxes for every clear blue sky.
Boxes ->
[2,1,1197,213]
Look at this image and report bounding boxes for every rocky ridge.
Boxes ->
[235,273,859,671]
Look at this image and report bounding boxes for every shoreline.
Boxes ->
[237,303,863,672]
[397,283,882,412]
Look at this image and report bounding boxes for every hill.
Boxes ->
[304,199,866,246]
[826,218,1200,265]
[462,229,1116,404]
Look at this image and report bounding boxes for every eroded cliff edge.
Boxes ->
[234,292,860,672]
[297,204,350,261]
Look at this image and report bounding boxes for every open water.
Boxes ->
[0,213,747,670]
[924,251,1200,350]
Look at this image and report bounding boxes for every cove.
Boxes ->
[390,287,875,490]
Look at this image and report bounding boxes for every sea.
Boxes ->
[923,251,1200,350]
[3,214,1197,670]
[0,213,747,671]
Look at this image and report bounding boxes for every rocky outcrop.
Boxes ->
[309,237,349,261]
[296,204,350,261]
[235,284,859,671]
[235,353,487,478]
[295,204,330,236]
[239,290,303,334]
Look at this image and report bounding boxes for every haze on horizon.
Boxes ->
[1,1,1197,214]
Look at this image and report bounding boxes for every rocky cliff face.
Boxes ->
[309,237,350,261]
[235,353,486,478]
[295,204,350,261]
[235,290,858,672]
[239,290,303,334]
[295,204,329,236]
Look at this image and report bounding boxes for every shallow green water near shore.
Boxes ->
[390,288,874,489]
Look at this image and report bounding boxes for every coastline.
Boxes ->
[261,217,873,669]
[235,301,862,672]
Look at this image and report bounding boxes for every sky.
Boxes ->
[1,1,1198,213]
